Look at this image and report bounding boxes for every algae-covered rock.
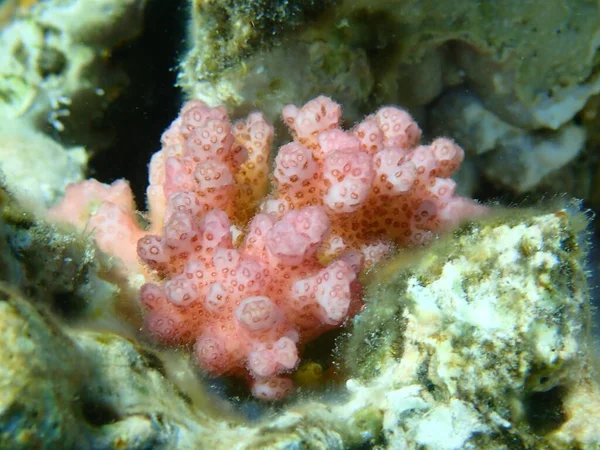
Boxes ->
[179,0,599,193]
[182,0,334,78]
[0,183,121,320]
[0,119,86,210]
[344,202,598,448]
[0,284,85,450]
[179,0,600,131]
[0,0,147,138]
[67,330,238,450]
[0,0,150,212]
[0,281,238,450]
[1,202,598,449]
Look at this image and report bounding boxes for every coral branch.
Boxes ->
[47,96,484,400]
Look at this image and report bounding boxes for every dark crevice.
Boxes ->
[79,395,122,427]
[524,386,567,435]
[88,0,188,210]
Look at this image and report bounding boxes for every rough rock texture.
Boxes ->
[0,282,239,450]
[430,91,587,193]
[179,0,600,126]
[0,0,148,210]
[179,0,340,120]
[179,0,599,191]
[0,0,147,134]
[1,201,598,449]
[344,203,598,449]
[0,119,86,210]
[0,184,122,321]
[0,284,85,450]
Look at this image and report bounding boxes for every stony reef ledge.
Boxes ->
[1,196,599,449]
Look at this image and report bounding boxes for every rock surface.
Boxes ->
[1,202,598,449]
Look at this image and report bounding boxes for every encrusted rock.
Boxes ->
[0,284,84,450]
[430,91,587,193]
[179,0,600,132]
[344,202,597,449]
[1,199,598,449]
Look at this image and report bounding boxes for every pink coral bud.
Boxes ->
[272,336,299,370]
[290,277,317,310]
[146,185,166,228]
[181,105,209,134]
[232,112,273,168]
[148,145,183,188]
[323,150,373,212]
[185,119,234,161]
[235,296,280,331]
[406,146,437,179]
[180,99,209,115]
[438,198,486,229]
[318,129,360,157]
[244,213,276,255]
[87,202,142,267]
[261,198,292,216]
[315,260,355,325]
[281,104,299,127]
[103,180,135,212]
[246,112,274,147]
[376,106,422,149]
[212,248,240,271]
[283,96,342,140]
[193,160,233,190]
[427,178,457,201]
[362,242,392,267]
[181,260,210,293]
[207,105,230,122]
[273,142,316,187]
[235,258,264,294]
[287,206,330,245]
[140,283,166,311]
[166,191,201,220]
[137,235,169,266]
[205,282,228,313]
[266,221,311,265]
[323,150,373,184]
[324,179,371,213]
[145,312,186,345]
[160,119,185,147]
[48,179,136,229]
[373,149,416,195]
[354,116,384,154]
[164,156,195,198]
[164,211,196,246]
[339,250,365,273]
[430,138,464,178]
[251,376,294,401]
[180,103,228,136]
[164,276,198,306]
[194,334,230,375]
[247,347,278,378]
[247,337,299,377]
[183,260,208,282]
[163,144,185,162]
[199,209,232,249]
[266,207,329,265]
[148,151,166,185]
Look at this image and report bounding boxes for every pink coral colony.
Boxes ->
[48,96,484,400]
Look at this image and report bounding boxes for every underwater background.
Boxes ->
[0,1,599,449]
